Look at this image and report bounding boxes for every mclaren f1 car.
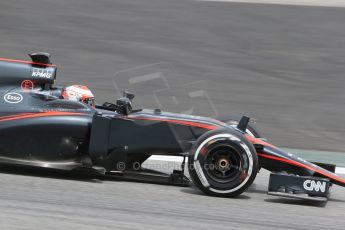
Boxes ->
[0,53,344,201]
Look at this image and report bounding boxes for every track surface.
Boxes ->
[1,0,345,229]
[0,162,345,230]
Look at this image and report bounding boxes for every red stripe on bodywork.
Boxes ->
[0,58,56,67]
[129,116,219,130]
[245,134,277,148]
[0,113,35,121]
[258,153,345,184]
[0,112,86,122]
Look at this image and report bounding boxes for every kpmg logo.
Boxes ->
[303,179,327,193]
[32,68,53,79]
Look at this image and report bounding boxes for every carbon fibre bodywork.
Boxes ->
[1,55,345,199]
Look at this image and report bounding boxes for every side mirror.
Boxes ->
[123,91,135,101]
[116,97,132,116]
[237,116,250,132]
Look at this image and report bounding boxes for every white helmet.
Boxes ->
[62,85,95,107]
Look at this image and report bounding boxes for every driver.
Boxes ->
[61,85,95,107]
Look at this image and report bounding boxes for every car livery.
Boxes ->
[0,53,344,201]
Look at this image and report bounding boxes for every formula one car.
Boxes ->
[0,53,344,201]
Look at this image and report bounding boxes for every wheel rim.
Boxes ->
[205,145,243,184]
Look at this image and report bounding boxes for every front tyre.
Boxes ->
[188,128,258,197]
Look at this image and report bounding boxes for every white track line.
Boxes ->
[336,167,345,174]
[148,155,345,174]
[195,0,345,7]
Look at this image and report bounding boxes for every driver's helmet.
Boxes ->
[62,85,95,107]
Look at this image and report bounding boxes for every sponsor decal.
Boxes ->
[3,93,23,104]
[32,68,53,79]
[21,80,34,91]
[303,179,326,193]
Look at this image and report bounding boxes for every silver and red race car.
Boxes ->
[0,53,343,201]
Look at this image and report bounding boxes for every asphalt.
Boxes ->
[0,161,344,230]
[1,0,345,229]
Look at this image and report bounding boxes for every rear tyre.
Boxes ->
[188,128,258,197]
